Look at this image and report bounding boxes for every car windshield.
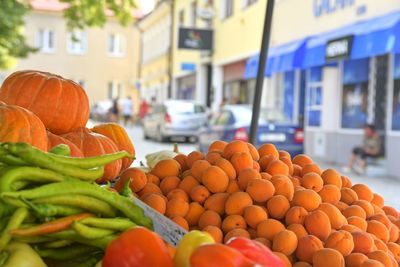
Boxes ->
[167,103,205,114]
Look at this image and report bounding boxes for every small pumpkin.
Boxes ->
[62,127,122,183]
[0,101,48,151]
[91,123,135,172]
[0,70,89,134]
[47,131,83,157]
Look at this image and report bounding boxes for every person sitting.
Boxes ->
[344,124,382,174]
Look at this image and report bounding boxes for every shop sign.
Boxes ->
[325,35,353,61]
[197,7,214,20]
[181,63,196,71]
[313,0,355,17]
[178,28,213,50]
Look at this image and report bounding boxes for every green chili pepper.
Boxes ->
[32,194,116,217]
[0,208,28,251]
[0,154,29,166]
[2,181,152,228]
[0,200,15,219]
[13,236,54,244]
[42,239,72,248]
[36,244,99,260]
[46,230,117,250]
[48,144,71,156]
[0,241,47,267]
[119,179,134,198]
[20,198,84,218]
[79,217,136,231]
[71,221,115,240]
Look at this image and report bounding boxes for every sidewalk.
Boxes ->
[316,160,400,210]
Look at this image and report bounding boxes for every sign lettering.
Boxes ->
[313,0,355,17]
[326,35,354,61]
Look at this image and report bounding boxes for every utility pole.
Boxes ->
[168,0,175,99]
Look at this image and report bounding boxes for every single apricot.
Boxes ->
[202,225,223,243]
[237,168,261,190]
[191,160,211,180]
[341,224,363,232]
[285,206,308,225]
[247,143,260,161]
[301,172,324,192]
[360,260,385,267]
[224,228,250,244]
[117,167,148,192]
[293,164,302,177]
[146,173,160,186]
[292,154,313,168]
[166,198,190,218]
[343,205,367,220]
[347,216,368,231]
[325,230,354,256]
[321,168,342,188]
[201,166,229,193]
[256,219,285,241]
[137,183,162,198]
[304,210,331,241]
[171,216,189,230]
[317,202,347,229]
[341,175,353,188]
[167,188,189,202]
[271,175,294,201]
[243,205,268,229]
[370,214,391,229]
[246,179,275,202]
[198,210,221,230]
[367,220,390,243]
[295,235,323,263]
[373,237,388,252]
[372,204,385,216]
[313,248,345,267]
[259,172,272,180]
[319,184,341,204]
[190,185,210,204]
[293,262,312,267]
[226,180,240,193]
[221,214,247,234]
[253,237,271,248]
[279,150,291,160]
[389,223,399,242]
[301,163,322,176]
[273,252,292,267]
[203,193,229,215]
[287,223,309,239]
[259,154,277,171]
[258,143,279,159]
[174,154,189,171]
[280,156,294,176]
[184,202,205,226]
[223,140,249,159]
[252,161,260,172]
[143,193,167,214]
[367,250,392,267]
[292,189,322,212]
[159,176,180,195]
[371,193,385,208]
[335,201,350,212]
[383,206,399,218]
[352,231,375,254]
[208,140,228,153]
[266,159,290,176]
[354,200,375,218]
[290,176,301,187]
[225,192,253,216]
[178,175,200,195]
[352,184,374,202]
[151,159,181,179]
[340,187,359,205]
[267,195,290,220]
[230,152,254,173]
[186,151,205,168]
[214,158,236,180]
[205,151,223,165]
[272,229,298,256]
[345,253,368,267]
[387,242,400,262]
[182,169,192,178]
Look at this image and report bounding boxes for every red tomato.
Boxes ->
[102,227,174,267]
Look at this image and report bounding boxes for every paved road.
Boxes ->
[124,125,400,209]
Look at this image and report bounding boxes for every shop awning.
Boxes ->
[243,38,307,79]
[303,11,400,68]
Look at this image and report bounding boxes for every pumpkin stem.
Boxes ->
[173,143,179,154]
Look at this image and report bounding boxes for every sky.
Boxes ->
[139,0,156,14]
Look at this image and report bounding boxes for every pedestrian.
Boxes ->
[110,98,119,123]
[122,96,133,126]
[139,99,149,123]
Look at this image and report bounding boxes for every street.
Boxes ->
[124,125,400,210]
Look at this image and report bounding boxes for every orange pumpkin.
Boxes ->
[47,131,83,157]
[91,123,135,171]
[0,70,89,134]
[62,127,121,183]
[0,101,48,151]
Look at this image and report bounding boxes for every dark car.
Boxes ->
[198,105,304,156]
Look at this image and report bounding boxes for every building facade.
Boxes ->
[0,0,141,111]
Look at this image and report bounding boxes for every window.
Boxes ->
[37,29,55,53]
[306,67,323,127]
[341,58,370,129]
[179,10,185,25]
[67,31,87,55]
[107,81,122,99]
[108,34,125,57]
[242,0,257,8]
[220,0,233,20]
[392,54,400,130]
[191,1,197,27]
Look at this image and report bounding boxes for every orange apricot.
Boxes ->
[341,175,353,188]
[146,173,160,186]
[117,167,148,192]
[354,200,374,218]
[272,229,298,256]
[292,154,313,168]
[205,151,223,165]
[214,158,236,180]
[246,178,275,202]
[367,220,390,243]
[230,152,254,174]
[352,231,375,254]
[223,140,249,159]
[266,159,289,176]
[360,259,385,267]
[383,206,399,218]
[171,216,189,230]
[347,216,368,231]
[179,175,200,195]
[225,192,253,215]
[387,242,400,262]
[367,250,392,267]
[253,237,271,248]
[247,143,260,161]
[186,151,205,168]
[151,159,181,179]
[260,172,272,180]
[208,140,228,153]
[290,176,301,187]
[202,225,223,243]
[335,201,350,212]
[243,205,268,229]
[203,193,229,216]
[325,230,354,256]
[312,248,345,267]
[292,189,322,212]
[321,168,342,188]
[318,184,341,204]
[143,193,167,214]
[285,206,308,225]
[295,235,323,264]
[167,189,189,202]
[221,214,247,234]
[280,156,294,176]
[301,163,322,176]
[370,214,391,229]
[258,143,279,159]
[226,180,240,193]
[184,202,205,226]
[345,253,368,267]
[352,184,374,202]
[202,166,229,193]
[166,198,190,218]
[224,229,251,244]
[237,168,261,190]
[271,175,294,201]
[304,210,331,241]
[287,223,309,239]
[198,210,221,230]
[266,195,290,220]
[259,154,277,171]
[273,252,292,267]
[389,223,399,242]
[279,150,291,160]
[159,176,180,195]
[317,202,347,229]
[174,154,189,171]
[343,205,367,220]
[301,172,324,192]
[341,224,363,233]
[256,219,285,241]
[137,183,162,198]
[293,164,302,177]
[371,193,385,208]
[191,160,211,180]
[190,185,210,204]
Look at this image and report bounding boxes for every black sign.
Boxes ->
[325,35,354,61]
[178,28,213,50]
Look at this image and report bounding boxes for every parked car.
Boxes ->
[198,105,304,156]
[143,100,208,143]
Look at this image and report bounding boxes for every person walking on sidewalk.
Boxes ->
[122,96,133,126]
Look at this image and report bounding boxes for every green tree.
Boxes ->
[0,0,139,70]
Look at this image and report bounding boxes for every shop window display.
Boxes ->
[307,67,322,127]
[393,54,400,130]
[341,58,369,129]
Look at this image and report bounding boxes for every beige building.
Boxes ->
[0,0,142,111]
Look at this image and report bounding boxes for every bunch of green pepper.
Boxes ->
[0,142,152,267]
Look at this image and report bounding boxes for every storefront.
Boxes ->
[222,60,254,104]
[176,74,196,100]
